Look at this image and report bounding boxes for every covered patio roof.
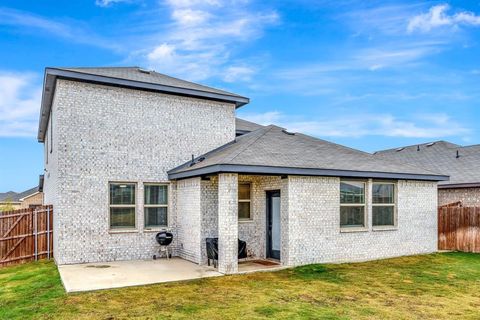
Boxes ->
[168,125,449,181]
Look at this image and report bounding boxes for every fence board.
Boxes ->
[0,205,53,267]
[438,206,480,253]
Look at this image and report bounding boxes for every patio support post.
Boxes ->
[217,173,238,274]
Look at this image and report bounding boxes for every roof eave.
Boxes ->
[168,164,450,181]
[438,182,480,189]
[37,68,250,142]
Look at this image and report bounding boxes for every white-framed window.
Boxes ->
[238,182,251,220]
[340,180,366,228]
[372,182,396,227]
[109,182,136,229]
[144,184,168,229]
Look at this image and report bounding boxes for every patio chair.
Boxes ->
[205,238,247,268]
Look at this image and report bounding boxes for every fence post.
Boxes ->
[34,209,38,261]
[47,206,50,260]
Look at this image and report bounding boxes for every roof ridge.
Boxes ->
[375,140,460,153]
[52,66,139,70]
[294,131,374,157]
[294,131,444,176]
[223,126,275,164]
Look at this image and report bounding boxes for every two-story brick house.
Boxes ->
[38,67,447,274]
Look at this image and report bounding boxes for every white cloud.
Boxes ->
[408,4,480,33]
[143,0,279,81]
[0,8,119,50]
[172,9,211,26]
[239,111,469,139]
[95,0,132,7]
[223,66,255,82]
[165,0,222,8]
[0,72,41,137]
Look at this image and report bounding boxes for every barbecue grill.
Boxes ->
[153,231,173,260]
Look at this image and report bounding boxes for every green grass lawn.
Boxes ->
[1,253,479,319]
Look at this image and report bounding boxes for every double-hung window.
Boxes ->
[109,183,136,229]
[372,182,396,227]
[340,181,366,228]
[144,184,168,228]
[238,183,251,220]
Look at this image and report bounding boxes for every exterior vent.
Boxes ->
[138,68,151,74]
[396,147,404,152]
[426,142,435,147]
[282,129,295,136]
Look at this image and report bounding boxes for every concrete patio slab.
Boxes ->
[58,258,222,293]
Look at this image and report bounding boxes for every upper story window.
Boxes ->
[144,184,168,229]
[340,181,366,228]
[238,183,251,220]
[372,182,396,227]
[109,183,136,229]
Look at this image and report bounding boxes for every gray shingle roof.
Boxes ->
[56,67,245,98]
[168,125,447,181]
[0,187,38,202]
[374,141,480,186]
[235,118,264,134]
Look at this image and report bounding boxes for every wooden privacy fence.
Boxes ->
[438,206,480,253]
[0,205,53,267]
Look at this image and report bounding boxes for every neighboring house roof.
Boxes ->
[374,141,480,188]
[0,187,38,203]
[168,125,448,181]
[38,67,250,142]
[0,191,19,203]
[235,118,264,135]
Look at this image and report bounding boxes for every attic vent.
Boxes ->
[282,129,295,136]
[426,142,435,147]
[189,156,206,167]
[138,68,151,74]
[396,147,404,152]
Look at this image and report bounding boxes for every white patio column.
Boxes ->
[217,173,238,274]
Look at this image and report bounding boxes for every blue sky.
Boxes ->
[1,0,479,192]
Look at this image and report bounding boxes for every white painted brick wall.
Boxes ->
[44,79,235,264]
[200,178,219,264]
[217,173,238,274]
[176,177,202,263]
[285,176,438,266]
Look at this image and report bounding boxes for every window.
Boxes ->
[372,182,395,227]
[340,181,366,228]
[109,183,136,229]
[238,183,251,220]
[144,184,168,228]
